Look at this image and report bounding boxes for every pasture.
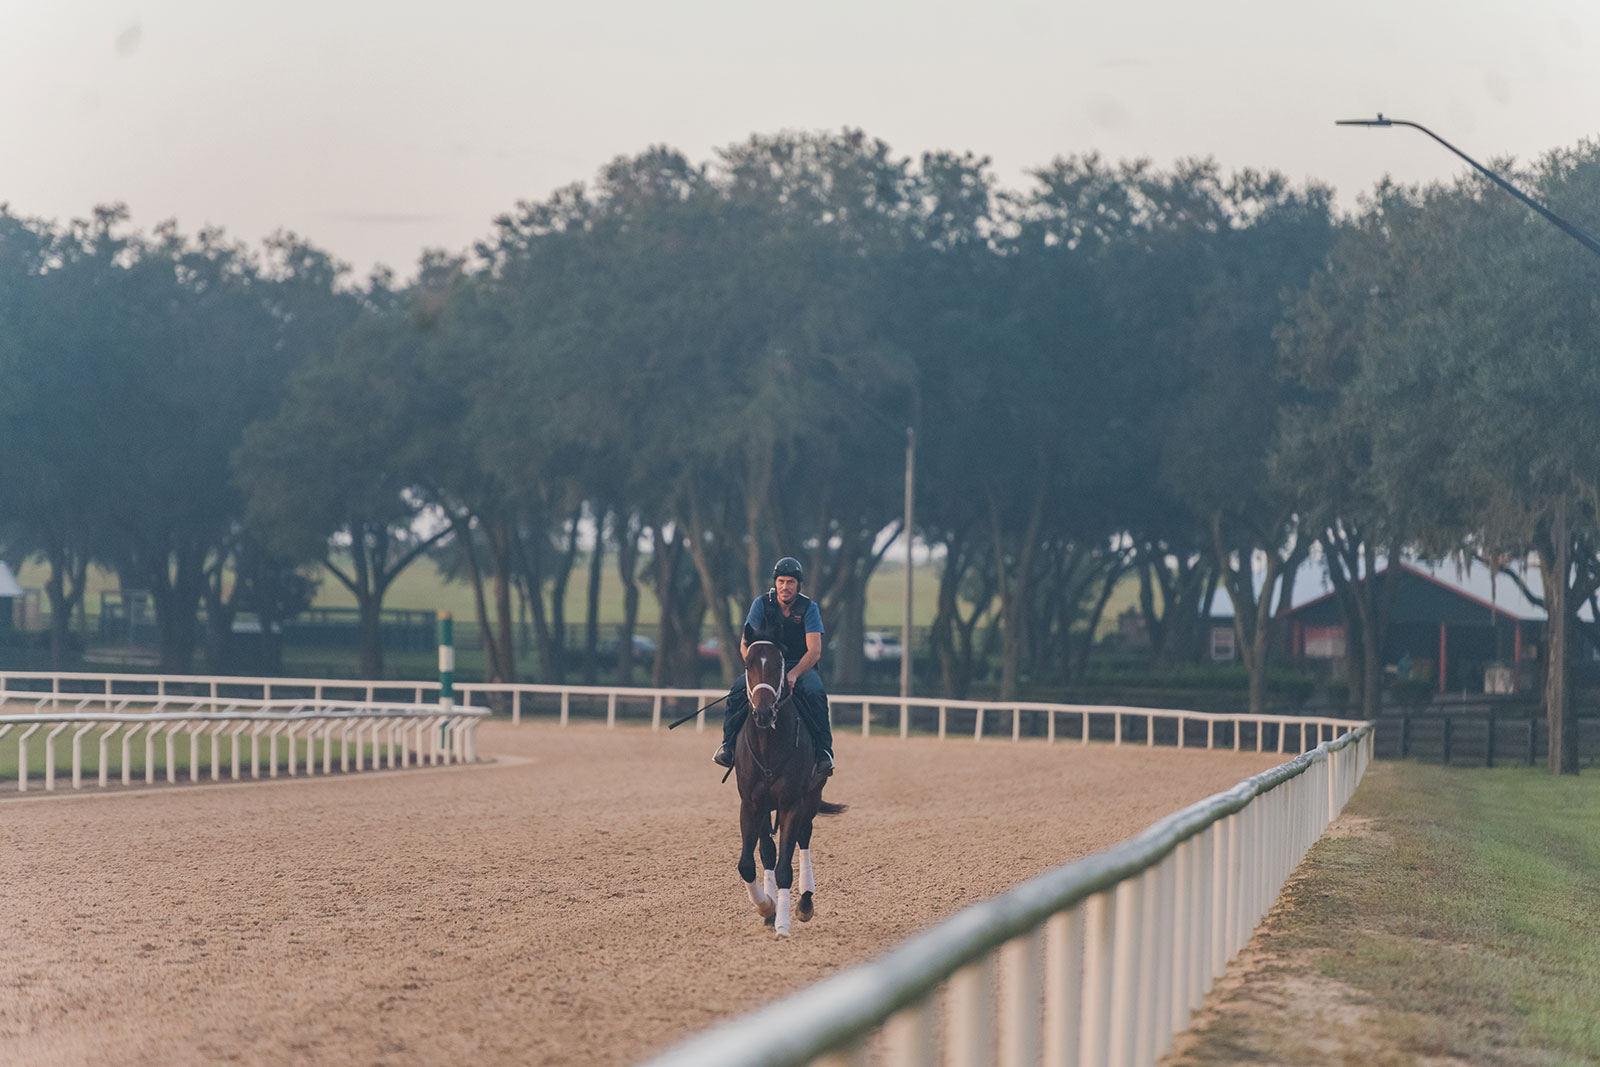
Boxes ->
[1,719,1282,1066]
[1169,760,1600,1065]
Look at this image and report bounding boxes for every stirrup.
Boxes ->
[712,741,734,768]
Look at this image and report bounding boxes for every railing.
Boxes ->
[0,693,485,793]
[0,670,440,705]
[3,672,1360,756]
[453,681,1357,754]
[640,720,1375,1067]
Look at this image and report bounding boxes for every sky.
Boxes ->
[3,0,1598,281]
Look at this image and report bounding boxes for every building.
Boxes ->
[0,562,21,638]
[1210,558,1567,695]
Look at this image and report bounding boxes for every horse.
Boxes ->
[734,622,846,936]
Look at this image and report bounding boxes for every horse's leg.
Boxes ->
[796,809,817,922]
[772,807,802,937]
[739,800,775,919]
[758,820,778,927]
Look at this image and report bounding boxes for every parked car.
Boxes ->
[596,633,657,665]
[698,636,723,663]
[863,631,903,662]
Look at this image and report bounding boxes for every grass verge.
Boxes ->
[1170,761,1600,1065]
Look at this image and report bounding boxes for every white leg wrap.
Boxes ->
[798,849,815,893]
[745,878,769,908]
[775,888,791,935]
[763,870,776,902]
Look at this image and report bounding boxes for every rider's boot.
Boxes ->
[712,699,742,768]
[815,749,835,777]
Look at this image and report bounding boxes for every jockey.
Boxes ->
[712,556,835,777]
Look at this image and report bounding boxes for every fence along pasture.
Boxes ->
[0,694,484,793]
[641,721,1375,1067]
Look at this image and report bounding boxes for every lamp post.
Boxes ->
[901,424,915,701]
[1336,114,1600,258]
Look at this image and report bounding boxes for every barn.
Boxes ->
[0,561,22,639]
[1210,558,1576,696]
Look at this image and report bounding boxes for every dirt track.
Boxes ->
[1,720,1282,1066]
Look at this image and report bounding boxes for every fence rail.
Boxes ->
[0,692,484,793]
[641,720,1375,1067]
[3,672,1362,758]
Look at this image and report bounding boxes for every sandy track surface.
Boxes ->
[1,720,1282,1066]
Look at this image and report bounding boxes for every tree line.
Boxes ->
[2,130,1597,771]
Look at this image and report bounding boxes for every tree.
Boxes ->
[237,307,448,678]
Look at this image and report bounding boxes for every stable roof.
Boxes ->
[1209,555,1561,624]
[0,562,22,598]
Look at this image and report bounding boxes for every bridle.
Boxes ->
[745,640,789,726]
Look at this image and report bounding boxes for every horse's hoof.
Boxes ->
[775,927,791,938]
[756,898,776,919]
[798,891,814,922]
[763,914,775,928]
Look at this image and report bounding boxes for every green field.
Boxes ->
[1176,761,1600,1064]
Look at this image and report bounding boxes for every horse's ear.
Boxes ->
[743,623,758,645]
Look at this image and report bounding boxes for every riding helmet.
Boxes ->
[772,557,804,584]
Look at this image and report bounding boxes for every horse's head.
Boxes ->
[742,623,786,730]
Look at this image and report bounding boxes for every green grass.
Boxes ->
[1176,761,1600,1064]
[0,725,393,786]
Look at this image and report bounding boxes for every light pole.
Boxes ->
[1336,114,1600,258]
[901,424,915,701]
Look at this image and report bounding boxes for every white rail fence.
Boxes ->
[642,720,1375,1067]
[0,693,484,793]
[2,671,1359,757]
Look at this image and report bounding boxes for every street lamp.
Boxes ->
[1336,114,1600,258]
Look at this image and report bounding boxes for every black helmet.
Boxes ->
[772,557,804,584]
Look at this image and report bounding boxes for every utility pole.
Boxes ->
[901,425,915,700]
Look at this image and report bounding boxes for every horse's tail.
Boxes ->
[817,800,848,816]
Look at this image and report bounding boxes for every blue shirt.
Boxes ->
[746,595,824,635]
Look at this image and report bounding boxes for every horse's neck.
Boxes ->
[747,698,803,760]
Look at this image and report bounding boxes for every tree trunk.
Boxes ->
[44,545,87,670]
[1539,509,1578,775]
[682,486,741,684]
[583,506,606,685]
[356,592,384,680]
[147,543,207,673]
[490,520,516,685]
[989,485,1045,702]
[615,512,641,685]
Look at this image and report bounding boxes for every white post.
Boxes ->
[652,694,662,731]
[100,723,122,788]
[607,693,617,729]
[883,1002,936,1067]
[1043,907,1085,1067]
[1077,889,1117,1067]
[862,702,871,738]
[45,722,69,791]
[946,957,993,1067]
[1000,930,1043,1067]
[15,723,37,791]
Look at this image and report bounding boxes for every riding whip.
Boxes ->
[667,692,729,730]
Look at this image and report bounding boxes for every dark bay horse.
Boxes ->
[735,622,845,936]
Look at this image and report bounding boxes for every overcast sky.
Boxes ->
[4,0,1597,280]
